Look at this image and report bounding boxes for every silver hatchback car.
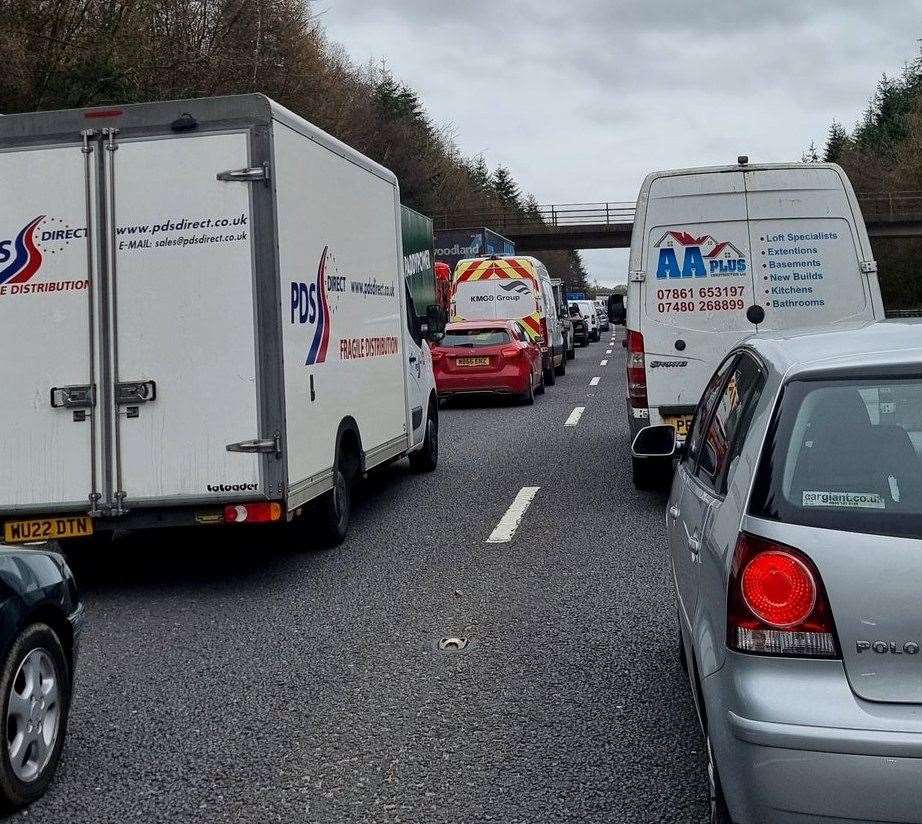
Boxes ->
[633,320,922,824]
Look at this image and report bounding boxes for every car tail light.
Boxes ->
[501,346,521,358]
[540,317,550,345]
[224,502,283,524]
[626,329,648,409]
[431,349,444,362]
[728,533,839,658]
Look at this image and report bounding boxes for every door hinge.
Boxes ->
[629,270,646,282]
[227,433,282,458]
[217,163,270,184]
[860,260,878,275]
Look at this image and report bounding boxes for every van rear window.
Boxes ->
[441,329,510,347]
[750,377,922,538]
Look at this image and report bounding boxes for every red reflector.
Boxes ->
[224,502,283,524]
[742,550,815,628]
[84,109,124,119]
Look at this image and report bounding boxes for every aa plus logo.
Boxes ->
[655,231,747,279]
[290,246,344,365]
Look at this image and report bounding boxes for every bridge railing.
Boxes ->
[857,192,922,221]
[432,202,636,232]
[433,192,922,232]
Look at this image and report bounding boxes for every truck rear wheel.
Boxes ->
[544,359,557,387]
[554,353,567,376]
[319,449,354,546]
[409,409,438,473]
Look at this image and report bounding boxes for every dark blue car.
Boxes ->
[0,543,83,809]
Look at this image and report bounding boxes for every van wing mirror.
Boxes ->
[631,425,680,459]
[423,304,447,342]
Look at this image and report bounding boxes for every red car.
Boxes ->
[432,320,544,404]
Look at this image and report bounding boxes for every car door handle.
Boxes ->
[668,505,681,519]
[688,534,701,556]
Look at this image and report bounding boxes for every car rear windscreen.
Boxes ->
[750,377,922,538]
[441,329,511,347]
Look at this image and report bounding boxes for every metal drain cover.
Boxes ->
[438,636,468,651]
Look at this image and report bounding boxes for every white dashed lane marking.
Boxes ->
[590,377,601,386]
[486,486,541,543]
[600,359,608,366]
[564,406,585,427]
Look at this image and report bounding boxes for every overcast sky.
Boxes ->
[316,1,922,285]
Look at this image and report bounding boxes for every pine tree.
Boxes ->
[469,155,492,192]
[801,141,819,163]
[823,121,848,162]
[492,166,521,210]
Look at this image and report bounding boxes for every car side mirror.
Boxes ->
[631,425,681,459]
[423,304,447,342]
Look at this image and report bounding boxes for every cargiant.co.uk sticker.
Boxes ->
[803,491,886,509]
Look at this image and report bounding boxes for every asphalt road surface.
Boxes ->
[26,327,709,824]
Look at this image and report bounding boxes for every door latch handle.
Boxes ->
[668,505,681,519]
[688,535,702,555]
[116,380,156,405]
[50,384,96,410]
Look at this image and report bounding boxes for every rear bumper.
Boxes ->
[705,653,922,824]
[436,367,530,397]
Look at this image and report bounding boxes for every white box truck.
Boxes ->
[0,94,442,546]
[626,159,885,488]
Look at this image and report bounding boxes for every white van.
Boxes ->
[0,94,442,546]
[626,160,885,487]
[451,255,567,384]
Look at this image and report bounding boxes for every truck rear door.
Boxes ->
[0,140,98,512]
[108,131,261,505]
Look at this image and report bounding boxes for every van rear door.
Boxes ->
[108,130,261,506]
[0,140,98,513]
[742,166,874,331]
[643,171,757,409]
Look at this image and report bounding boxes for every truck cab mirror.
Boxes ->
[631,425,680,459]
[423,304,447,342]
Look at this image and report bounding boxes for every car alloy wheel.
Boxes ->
[6,648,61,784]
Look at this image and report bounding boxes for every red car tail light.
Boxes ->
[540,317,550,346]
[501,346,522,358]
[431,349,444,362]
[224,502,283,524]
[626,329,648,409]
[728,533,839,658]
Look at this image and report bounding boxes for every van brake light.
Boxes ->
[224,502,283,524]
[626,330,648,409]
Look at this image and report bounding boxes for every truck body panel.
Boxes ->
[0,94,432,534]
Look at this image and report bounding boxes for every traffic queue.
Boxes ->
[1,95,921,824]
[430,254,611,405]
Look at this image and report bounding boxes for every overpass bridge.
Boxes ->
[432,193,922,253]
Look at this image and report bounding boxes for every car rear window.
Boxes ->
[441,329,510,347]
[750,377,922,538]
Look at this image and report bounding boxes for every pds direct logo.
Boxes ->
[0,216,45,285]
[655,230,746,279]
[291,246,343,365]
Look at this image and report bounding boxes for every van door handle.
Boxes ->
[668,505,681,520]
[409,356,418,363]
[688,534,701,557]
